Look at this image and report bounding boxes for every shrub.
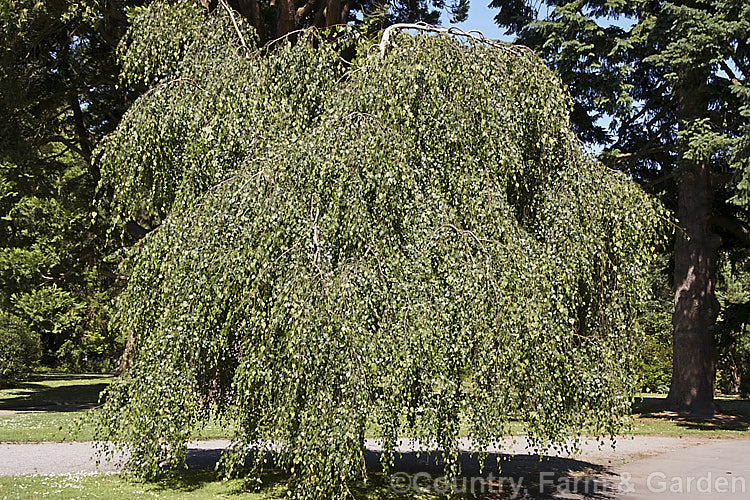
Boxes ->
[0,311,40,386]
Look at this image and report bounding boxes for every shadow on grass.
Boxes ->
[633,395,750,432]
[146,470,222,494]
[174,446,616,499]
[143,469,290,497]
[0,374,110,412]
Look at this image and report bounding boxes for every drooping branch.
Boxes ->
[220,0,249,52]
[379,22,532,56]
[95,30,664,493]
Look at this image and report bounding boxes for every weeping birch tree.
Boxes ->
[94,2,665,497]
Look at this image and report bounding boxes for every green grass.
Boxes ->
[0,374,112,410]
[0,374,236,443]
[0,471,273,499]
[0,470,436,499]
[628,393,750,436]
[0,373,111,443]
[0,412,94,442]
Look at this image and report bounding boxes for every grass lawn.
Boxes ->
[0,471,276,499]
[0,374,234,442]
[629,393,750,437]
[2,375,750,499]
[0,374,111,410]
[0,374,110,442]
[0,470,435,499]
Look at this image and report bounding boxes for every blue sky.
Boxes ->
[445,2,637,39]
[443,2,513,42]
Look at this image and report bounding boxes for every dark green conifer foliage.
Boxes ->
[0,0,136,369]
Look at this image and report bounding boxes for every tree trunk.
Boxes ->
[666,70,719,416]
[727,352,741,394]
[276,0,296,37]
[236,0,264,40]
[325,0,341,25]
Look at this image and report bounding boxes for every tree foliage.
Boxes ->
[0,0,135,368]
[716,249,750,394]
[0,0,472,374]
[95,5,664,495]
[491,0,749,168]
[0,311,40,386]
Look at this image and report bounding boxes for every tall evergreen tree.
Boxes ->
[491,0,750,415]
[0,0,137,367]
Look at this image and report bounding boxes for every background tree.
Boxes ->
[715,248,750,394]
[198,0,468,44]
[0,0,139,369]
[0,311,40,386]
[492,0,750,415]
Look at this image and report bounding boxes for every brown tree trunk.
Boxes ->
[666,69,719,416]
[236,0,264,40]
[276,0,296,36]
[325,0,342,25]
[667,158,720,415]
[728,353,741,394]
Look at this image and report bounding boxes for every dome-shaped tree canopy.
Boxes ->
[95,3,664,497]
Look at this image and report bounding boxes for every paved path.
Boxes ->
[616,439,750,499]
[0,436,701,476]
[0,442,125,476]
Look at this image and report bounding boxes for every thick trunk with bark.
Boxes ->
[276,0,295,37]
[236,0,264,40]
[666,69,719,416]
[325,0,342,25]
[667,158,720,415]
